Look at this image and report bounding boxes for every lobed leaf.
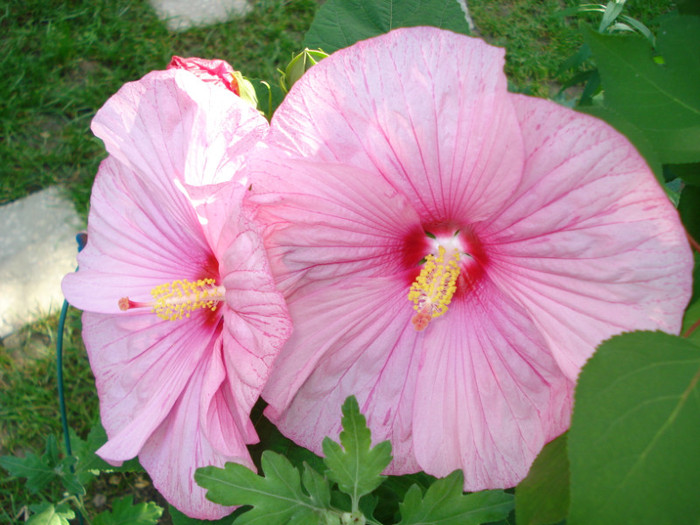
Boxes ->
[92,495,163,525]
[196,452,333,525]
[0,436,61,494]
[322,396,393,503]
[396,470,514,525]
[26,503,74,525]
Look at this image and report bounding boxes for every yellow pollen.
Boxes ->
[151,278,224,321]
[407,246,460,331]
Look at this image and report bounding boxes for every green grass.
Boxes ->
[469,0,674,96]
[0,0,677,523]
[0,0,318,214]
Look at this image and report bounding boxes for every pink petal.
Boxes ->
[250,158,424,299]
[267,26,524,223]
[91,68,267,190]
[480,95,693,378]
[199,332,259,456]
[138,343,249,520]
[198,228,293,447]
[263,275,422,473]
[62,157,212,314]
[84,310,220,462]
[412,278,573,490]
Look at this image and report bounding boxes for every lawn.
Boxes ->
[0,0,675,523]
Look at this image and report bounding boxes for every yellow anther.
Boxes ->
[407,246,460,331]
[150,278,224,321]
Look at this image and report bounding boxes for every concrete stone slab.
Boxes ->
[0,187,84,338]
[149,0,252,31]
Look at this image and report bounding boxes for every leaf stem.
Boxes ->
[682,317,700,338]
[687,231,700,253]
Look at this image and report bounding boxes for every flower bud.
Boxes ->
[280,48,329,92]
[231,70,259,109]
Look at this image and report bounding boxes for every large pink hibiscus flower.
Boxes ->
[62,67,291,518]
[250,27,693,489]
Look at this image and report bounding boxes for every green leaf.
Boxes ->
[568,331,700,525]
[322,396,392,503]
[250,79,286,121]
[586,19,700,164]
[396,470,514,525]
[93,495,163,525]
[196,452,333,524]
[515,432,569,525]
[302,463,332,509]
[304,0,470,54]
[373,473,439,524]
[681,300,700,343]
[26,503,74,525]
[0,436,61,494]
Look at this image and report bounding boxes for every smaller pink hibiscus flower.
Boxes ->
[62,65,291,519]
[249,27,693,491]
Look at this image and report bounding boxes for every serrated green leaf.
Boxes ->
[196,451,332,525]
[515,433,569,525]
[26,503,75,525]
[304,0,470,54]
[396,470,513,525]
[303,463,332,508]
[372,473,439,524]
[92,495,163,525]
[322,396,392,503]
[568,331,700,525]
[586,19,700,163]
[0,436,62,494]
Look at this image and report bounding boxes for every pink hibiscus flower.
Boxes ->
[249,27,693,490]
[61,67,291,519]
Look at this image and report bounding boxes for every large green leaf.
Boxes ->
[568,331,700,524]
[586,17,700,164]
[322,396,393,504]
[396,470,513,525]
[515,432,569,525]
[304,0,471,53]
